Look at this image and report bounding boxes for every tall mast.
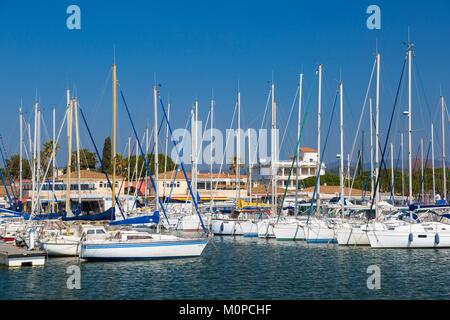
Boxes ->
[36,102,41,213]
[210,97,214,210]
[407,43,413,205]
[391,143,395,201]
[164,100,171,199]
[401,132,405,199]
[112,63,117,209]
[236,89,241,201]
[420,138,424,202]
[339,81,345,217]
[375,53,381,216]
[52,106,56,212]
[295,73,303,217]
[65,90,73,215]
[153,85,159,211]
[19,106,23,204]
[369,98,374,200]
[191,106,196,207]
[145,127,149,200]
[271,81,277,215]
[127,137,131,211]
[74,97,81,206]
[134,139,138,199]
[316,64,322,215]
[31,102,37,214]
[431,123,436,201]
[441,95,447,201]
[248,129,253,202]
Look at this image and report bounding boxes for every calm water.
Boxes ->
[2,236,450,300]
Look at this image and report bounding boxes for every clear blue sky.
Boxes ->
[0,0,449,168]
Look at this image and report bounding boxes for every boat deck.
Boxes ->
[0,243,46,267]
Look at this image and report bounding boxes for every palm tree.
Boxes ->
[41,140,59,172]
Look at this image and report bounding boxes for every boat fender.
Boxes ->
[408,232,413,242]
[220,222,224,233]
[435,233,440,245]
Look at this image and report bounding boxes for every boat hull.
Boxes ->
[42,242,79,257]
[80,239,208,260]
[273,222,305,240]
[336,225,370,246]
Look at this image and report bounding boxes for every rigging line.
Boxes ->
[370,57,407,212]
[30,108,68,216]
[276,76,317,222]
[131,117,166,210]
[214,102,238,193]
[307,90,339,222]
[348,58,377,171]
[78,106,126,220]
[159,97,208,235]
[280,86,299,154]
[257,89,272,163]
[119,88,170,224]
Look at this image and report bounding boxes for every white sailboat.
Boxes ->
[367,42,450,248]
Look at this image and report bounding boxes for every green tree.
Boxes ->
[101,136,111,173]
[40,140,60,173]
[65,149,97,172]
[126,153,176,176]
[6,154,31,180]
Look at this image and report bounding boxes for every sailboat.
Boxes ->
[80,68,208,260]
[367,42,450,248]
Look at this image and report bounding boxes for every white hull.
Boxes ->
[368,222,450,248]
[305,219,337,244]
[257,220,275,238]
[273,221,306,240]
[336,224,370,246]
[80,238,208,260]
[42,241,80,256]
[240,220,259,237]
[175,214,204,231]
[210,219,245,236]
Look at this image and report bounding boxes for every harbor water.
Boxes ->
[1,236,450,300]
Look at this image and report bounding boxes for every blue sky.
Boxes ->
[0,0,449,168]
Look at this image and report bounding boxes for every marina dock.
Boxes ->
[0,243,46,267]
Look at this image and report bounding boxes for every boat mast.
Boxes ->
[210,96,214,211]
[271,81,277,216]
[339,81,345,217]
[36,102,41,213]
[145,127,149,201]
[407,42,413,205]
[316,65,322,216]
[420,138,424,202]
[369,98,374,200]
[127,137,131,211]
[153,85,159,211]
[431,123,436,201]
[295,73,303,217]
[52,106,56,212]
[391,143,395,201]
[401,132,405,199]
[112,63,117,210]
[248,129,252,203]
[65,90,73,215]
[375,53,380,217]
[237,89,241,202]
[31,102,37,214]
[134,139,138,200]
[74,97,82,206]
[164,100,171,199]
[19,105,23,205]
[441,95,447,201]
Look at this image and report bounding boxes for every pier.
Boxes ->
[0,243,46,267]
